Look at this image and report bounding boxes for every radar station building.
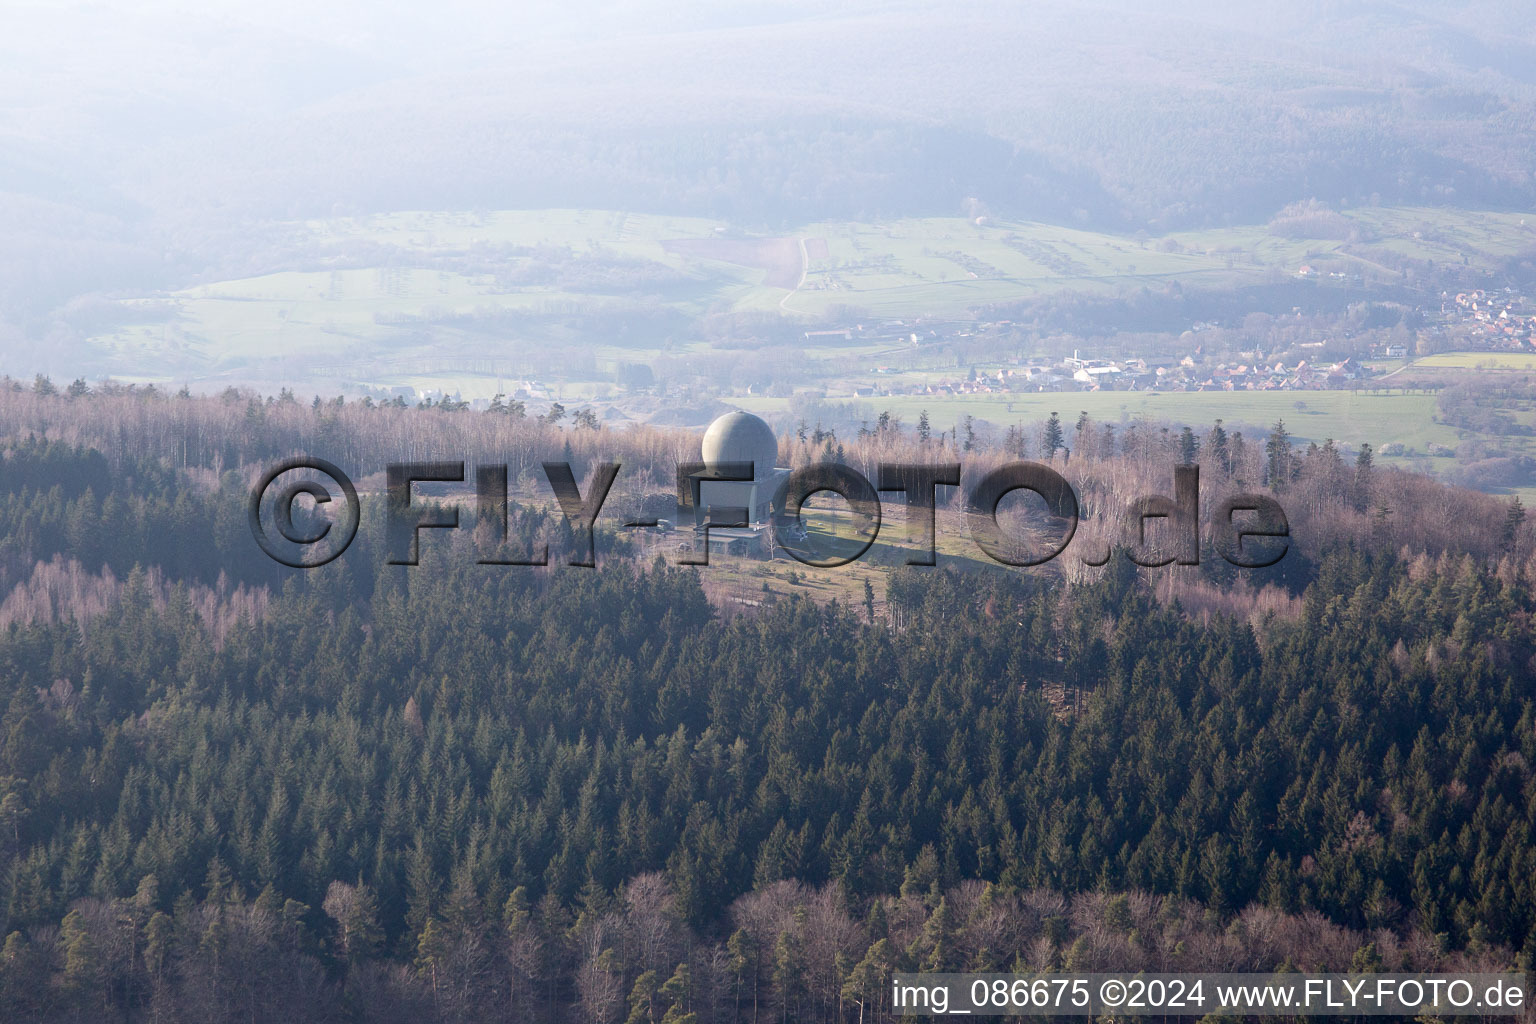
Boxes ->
[689,411,790,556]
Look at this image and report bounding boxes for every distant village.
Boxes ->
[809,286,1536,400]
[851,349,1373,398]
[1437,288,1536,347]
[355,285,1535,410]
[807,321,1380,399]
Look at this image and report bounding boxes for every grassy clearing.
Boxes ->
[693,504,1029,616]
[1413,352,1536,370]
[784,216,1263,317]
[737,389,1454,450]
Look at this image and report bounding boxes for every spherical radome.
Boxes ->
[701,411,779,480]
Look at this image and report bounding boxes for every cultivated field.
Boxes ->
[660,236,805,290]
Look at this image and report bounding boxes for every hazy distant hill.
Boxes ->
[2,0,1535,369]
[10,1,1532,226]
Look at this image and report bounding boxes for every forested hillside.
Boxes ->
[0,386,1531,1021]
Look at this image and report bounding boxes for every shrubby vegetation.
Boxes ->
[1439,382,1536,439]
[1267,200,1365,242]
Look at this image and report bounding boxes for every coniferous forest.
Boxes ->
[0,386,1531,1022]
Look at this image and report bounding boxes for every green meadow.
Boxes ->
[735,389,1455,452]
[1413,352,1536,371]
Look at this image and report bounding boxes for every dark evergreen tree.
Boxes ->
[1042,412,1064,460]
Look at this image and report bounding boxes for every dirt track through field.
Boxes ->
[662,236,804,289]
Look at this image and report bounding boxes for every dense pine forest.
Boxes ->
[0,384,1532,1022]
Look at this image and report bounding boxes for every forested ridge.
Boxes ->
[0,389,1532,1020]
